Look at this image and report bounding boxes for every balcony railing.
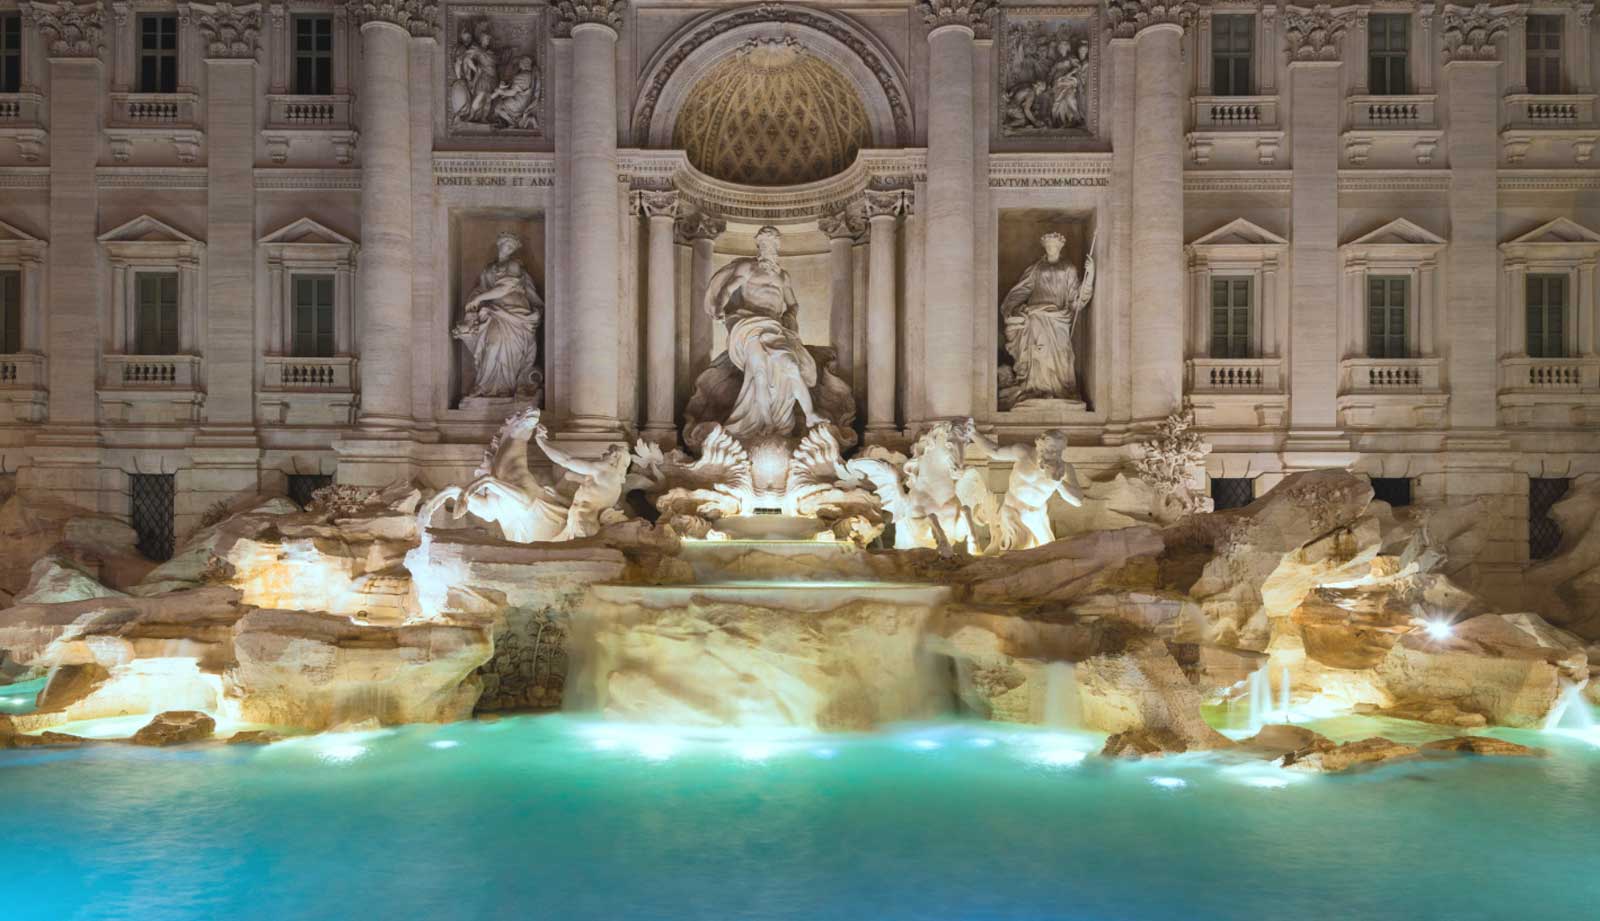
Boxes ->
[1500,357,1600,393]
[1346,94,1438,130]
[109,92,200,128]
[0,92,46,161]
[102,355,202,390]
[0,353,46,389]
[1504,94,1599,130]
[266,94,354,130]
[263,356,356,391]
[1186,358,1283,393]
[1340,358,1443,393]
[1191,95,1279,130]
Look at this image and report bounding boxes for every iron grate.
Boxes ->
[1211,477,1255,511]
[129,473,176,562]
[1529,477,1570,561]
[287,474,333,509]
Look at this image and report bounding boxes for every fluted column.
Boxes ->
[1111,0,1193,424]
[1443,6,1514,432]
[677,211,724,386]
[1285,5,1354,439]
[917,1,988,421]
[1107,33,1136,430]
[820,207,863,390]
[865,190,906,437]
[195,2,261,431]
[349,0,433,432]
[634,190,679,443]
[558,1,625,434]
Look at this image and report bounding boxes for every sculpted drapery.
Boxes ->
[1000,231,1095,407]
[453,232,543,399]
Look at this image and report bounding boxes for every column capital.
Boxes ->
[1105,0,1196,40]
[819,207,865,241]
[1283,5,1359,63]
[552,0,625,38]
[916,0,995,35]
[675,210,725,243]
[187,3,263,61]
[863,189,910,220]
[346,0,438,39]
[1441,3,1519,63]
[23,1,106,59]
[631,189,680,221]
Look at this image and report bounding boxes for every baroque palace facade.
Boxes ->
[0,0,1597,599]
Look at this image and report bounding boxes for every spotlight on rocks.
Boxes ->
[1422,619,1455,642]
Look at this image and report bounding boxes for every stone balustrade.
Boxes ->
[1500,357,1600,392]
[0,92,47,161]
[110,93,201,127]
[263,356,356,391]
[266,94,354,129]
[1191,96,1279,130]
[1186,358,1283,393]
[1347,95,1437,130]
[101,355,203,389]
[0,353,46,389]
[1504,94,1598,130]
[1340,358,1444,393]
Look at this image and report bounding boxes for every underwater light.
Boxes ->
[810,746,839,759]
[1032,746,1088,767]
[737,742,775,762]
[1149,776,1187,790]
[969,736,998,748]
[911,738,941,751]
[428,740,460,750]
[635,737,678,761]
[315,742,368,764]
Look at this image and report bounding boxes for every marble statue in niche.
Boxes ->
[1000,18,1093,137]
[998,230,1096,410]
[454,231,544,402]
[447,10,543,135]
[682,225,855,450]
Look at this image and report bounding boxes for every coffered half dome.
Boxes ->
[671,39,873,187]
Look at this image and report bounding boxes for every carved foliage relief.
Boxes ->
[999,9,1098,139]
[446,4,546,137]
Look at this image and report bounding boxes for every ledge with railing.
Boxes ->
[109,92,200,128]
[1191,96,1280,130]
[266,94,354,130]
[100,355,202,390]
[1340,357,1444,393]
[1186,358,1284,393]
[263,356,356,391]
[1499,356,1600,393]
[1346,94,1438,130]
[0,353,46,389]
[0,92,47,161]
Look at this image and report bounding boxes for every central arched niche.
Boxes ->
[672,38,872,187]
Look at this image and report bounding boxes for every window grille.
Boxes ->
[1529,477,1570,560]
[1211,477,1255,510]
[130,473,176,562]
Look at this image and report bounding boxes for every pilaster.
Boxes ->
[865,190,908,439]
[634,189,680,443]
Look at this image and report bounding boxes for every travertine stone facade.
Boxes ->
[0,0,1597,598]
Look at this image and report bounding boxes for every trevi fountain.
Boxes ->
[4,1,1600,919]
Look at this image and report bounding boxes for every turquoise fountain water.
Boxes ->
[4,706,1600,921]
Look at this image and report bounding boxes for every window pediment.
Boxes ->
[0,218,46,262]
[1346,218,1447,248]
[1187,219,1288,267]
[99,214,204,263]
[1502,218,1600,260]
[1189,218,1289,249]
[259,217,355,248]
[259,218,358,267]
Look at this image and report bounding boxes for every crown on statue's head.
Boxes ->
[1040,232,1067,248]
[495,231,522,251]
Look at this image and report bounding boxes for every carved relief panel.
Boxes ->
[998,6,1100,139]
[445,4,547,138]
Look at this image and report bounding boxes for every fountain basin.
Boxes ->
[710,515,829,541]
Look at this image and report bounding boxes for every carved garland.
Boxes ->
[632,4,912,146]
[346,0,438,38]
[190,2,262,59]
[23,0,106,58]
[1104,0,1197,39]
[1441,3,1517,62]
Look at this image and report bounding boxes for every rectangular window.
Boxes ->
[292,275,336,357]
[1368,14,1409,96]
[1210,277,1252,359]
[293,15,334,96]
[1211,15,1254,97]
[1526,274,1568,358]
[1211,477,1255,511]
[129,473,176,562]
[1529,477,1570,560]
[1527,14,1564,95]
[0,269,20,353]
[1370,477,1413,508]
[1366,276,1409,359]
[135,272,180,355]
[0,12,22,94]
[138,14,179,94]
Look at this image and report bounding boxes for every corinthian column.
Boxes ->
[820,207,863,391]
[916,0,990,422]
[1442,4,1515,433]
[349,0,434,433]
[556,0,625,436]
[633,189,679,444]
[864,190,906,438]
[194,2,261,431]
[1284,5,1355,441]
[1109,0,1193,425]
[676,210,724,389]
